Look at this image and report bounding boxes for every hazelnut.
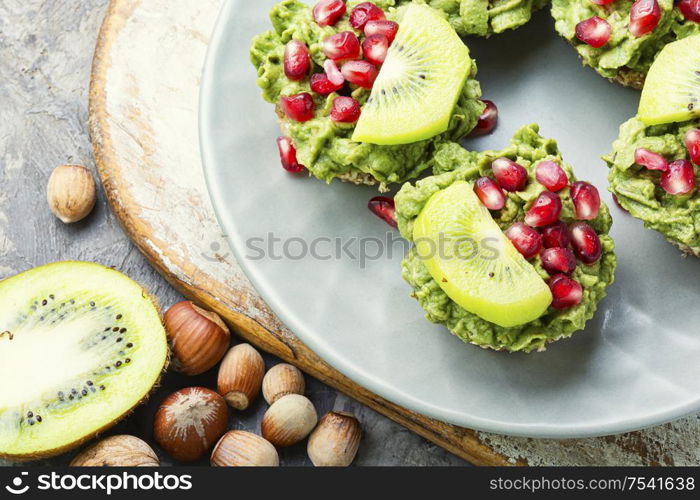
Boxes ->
[211,430,279,467]
[153,387,229,462]
[217,343,265,410]
[70,435,159,467]
[307,412,362,466]
[164,301,230,376]
[47,164,97,224]
[262,363,305,405]
[261,394,317,447]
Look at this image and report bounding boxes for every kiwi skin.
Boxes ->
[0,261,171,462]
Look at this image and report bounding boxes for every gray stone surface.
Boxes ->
[0,0,466,466]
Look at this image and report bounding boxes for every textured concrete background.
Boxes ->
[0,0,466,466]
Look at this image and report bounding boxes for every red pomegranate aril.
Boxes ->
[541,248,577,276]
[323,32,361,62]
[569,222,602,264]
[661,159,696,195]
[685,129,700,165]
[575,16,611,48]
[525,191,563,227]
[505,223,543,260]
[535,161,569,192]
[349,2,385,30]
[280,93,315,122]
[629,0,661,37]
[331,96,361,123]
[634,148,668,171]
[368,197,397,228]
[570,181,601,221]
[474,177,506,211]
[276,137,305,173]
[284,40,310,81]
[590,0,615,4]
[492,157,528,192]
[310,73,343,95]
[324,59,345,86]
[362,34,390,66]
[364,20,399,43]
[313,0,347,27]
[469,100,499,137]
[679,0,700,22]
[548,274,583,310]
[542,221,571,249]
[341,60,379,88]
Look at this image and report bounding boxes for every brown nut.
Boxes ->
[70,435,159,467]
[261,394,317,447]
[47,164,97,224]
[262,363,305,405]
[164,301,230,376]
[307,411,362,466]
[153,387,229,462]
[211,430,279,467]
[217,343,265,410]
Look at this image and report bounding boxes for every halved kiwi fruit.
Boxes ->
[638,34,700,126]
[0,262,167,460]
[352,3,472,145]
[413,182,552,328]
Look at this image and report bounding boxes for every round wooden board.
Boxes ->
[88,0,700,466]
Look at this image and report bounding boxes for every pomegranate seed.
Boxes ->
[685,129,700,165]
[276,137,305,173]
[310,74,343,95]
[364,20,399,43]
[491,158,528,192]
[548,274,583,310]
[660,159,696,195]
[569,222,602,264]
[542,221,571,249]
[679,0,700,22]
[525,191,563,227]
[362,34,390,66]
[349,2,385,30]
[629,0,661,37]
[313,0,347,27]
[324,59,345,86]
[575,16,611,48]
[341,60,378,89]
[330,96,361,123]
[280,93,315,122]
[590,0,615,4]
[474,177,506,211]
[541,248,577,275]
[469,100,499,137]
[634,148,668,171]
[570,181,601,221]
[323,32,361,62]
[368,197,397,228]
[505,223,543,259]
[535,161,569,192]
[284,40,310,81]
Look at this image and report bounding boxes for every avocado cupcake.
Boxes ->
[250,0,484,189]
[396,125,616,353]
[551,0,700,88]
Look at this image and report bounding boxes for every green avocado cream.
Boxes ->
[552,0,700,84]
[396,125,617,353]
[605,117,700,251]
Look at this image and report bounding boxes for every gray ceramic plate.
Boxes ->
[200,0,700,438]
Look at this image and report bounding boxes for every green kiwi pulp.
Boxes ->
[0,262,167,459]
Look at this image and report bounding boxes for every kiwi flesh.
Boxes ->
[0,262,168,460]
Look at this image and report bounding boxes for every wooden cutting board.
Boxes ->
[88,0,700,466]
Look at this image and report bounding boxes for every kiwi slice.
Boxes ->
[413,182,552,328]
[638,34,700,126]
[0,262,167,459]
[352,3,472,145]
